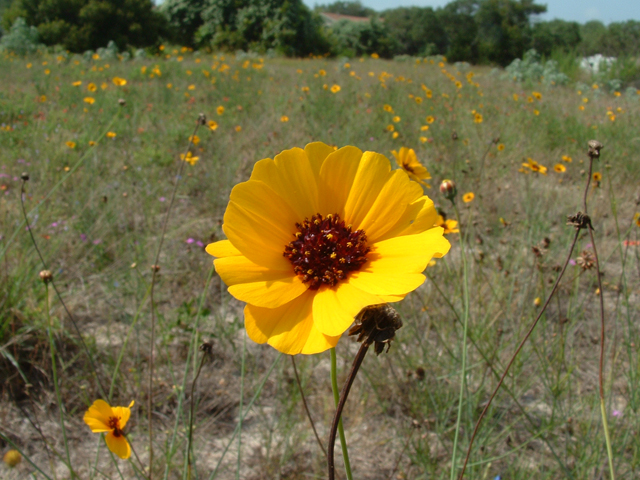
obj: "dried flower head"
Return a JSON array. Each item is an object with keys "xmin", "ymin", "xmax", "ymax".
[
  {"xmin": 567, "ymin": 212, "xmax": 593, "ymax": 230},
  {"xmin": 21, "ymin": 172, "xmax": 29, "ymax": 181},
  {"xmin": 348, "ymin": 304, "xmax": 403, "ymax": 355},
  {"xmin": 39, "ymin": 270, "xmax": 53, "ymax": 283},
  {"xmin": 576, "ymin": 250, "xmax": 595, "ymax": 270},
  {"xmin": 587, "ymin": 140, "xmax": 603, "ymax": 159}
]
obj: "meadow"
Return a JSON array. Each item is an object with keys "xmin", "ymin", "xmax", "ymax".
[{"xmin": 1, "ymin": 47, "xmax": 639, "ymax": 479}]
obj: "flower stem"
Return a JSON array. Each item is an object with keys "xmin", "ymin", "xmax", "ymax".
[
  {"xmin": 45, "ymin": 284, "xmax": 75, "ymax": 479},
  {"xmin": 449, "ymin": 202, "xmax": 470, "ymax": 480},
  {"xmin": 330, "ymin": 348, "xmax": 354, "ymax": 480}
]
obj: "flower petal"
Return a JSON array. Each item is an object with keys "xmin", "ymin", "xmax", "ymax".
[
  {"xmin": 343, "ymin": 151, "xmax": 391, "ymax": 230},
  {"xmin": 244, "ymin": 293, "xmax": 340, "ymax": 355},
  {"xmin": 215, "ymin": 255, "xmax": 307, "ymax": 308},
  {"xmin": 206, "ymin": 240, "xmax": 241, "ymax": 258},
  {"xmin": 105, "ymin": 431, "xmax": 131, "ymax": 459},
  {"xmin": 248, "ymin": 148, "xmax": 319, "ymax": 220},
  {"xmin": 356, "ymin": 169, "xmax": 424, "ymax": 243},
  {"xmin": 304, "ymin": 142, "xmax": 335, "ymax": 178},
  {"xmin": 110, "ymin": 405, "xmax": 132, "ymax": 430},
  {"xmin": 312, "ymin": 283, "xmax": 383, "ymax": 337},
  {"xmin": 83, "ymin": 400, "xmax": 113, "ymax": 432},
  {"xmin": 318, "ymin": 146, "xmax": 363, "ymax": 217},
  {"xmin": 376, "ymin": 195, "xmax": 438, "ymax": 242}
]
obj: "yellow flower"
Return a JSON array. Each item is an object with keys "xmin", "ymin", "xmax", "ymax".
[
  {"xmin": 167, "ymin": 83, "xmax": 173, "ymax": 89},
  {"xmin": 419, "ymin": 136, "xmax": 427, "ymax": 143},
  {"xmin": 391, "ymin": 147, "xmax": 431, "ymax": 187},
  {"xmin": 208, "ymin": 120, "xmax": 218, "ymax": 131},
  {"xmin": 414, "ymin": 97, "xmax": 423, "ymax": 104},
  {"xmin": 435, "ymin": 215, "xmax": 459, "ymax": 234},
  {"xmin": 392, "ymin": 116, "xmax": 401, "ymax": 123},
  {"xmin": 181, "ymin": 151, "xmax": 199, "ymax": 165},
  {"xmin": 462, "ymin": 192, "xmax": 475, "ymax": 203},
  {"xmin": 206, "ymin": 142, "xmax": 450, "ymax": 355},
  {"xmin": 112, "ymin": 77, "xmax": 127, "ymax": 86},
  {"xmin": 66, "ymin": 141, "xmax": 76, "ymax": 149},
  {"xmin": 189, "ymin": 135, "xmax": 200, "ymax": 145},
  {"xmin": 235, "ymin": 125, "xmax": 242, "ymax": 132},
  {"xmin": 592, "ymin": 172, "xmax": 602, "ymax": 182},
  {"xmin": 383, "ymin": 104, "xmax": 394, "ymax": 113},
  {"xmin": 87, "ymin": 83, "xmax": 97, "ymax": 92},
  {"xmin": 562, "ymin": 155, "xmax": 572, "ymax": 163},
  {"xmin": 302, "ymin": 86, "xmax": 310, "ymax": 93},
  {"xmin": 553, "ymin": 163, "xmax": 566, "ymax": 173},
  {"xmin": 473, "ymin": 113, "xmax": 483, "ymax": 123},
  {"xmin": 107, "ymin": 132, "xmax": 117, "ymax": 138},
  {"xmin": 3, "ymin": 449, "xmax": 21, "ymax": 467},
  {"xmin": 392, "ymin": 132, "xmax": 399, "ymax": 139},
  {"xmin": 217, "ymin": 106, "xmax": 225, "ymax": 115},
  {"xmin": 72, "ymin": 81, "xmax": 82, "ymax": 86},
  {"xmin": 533, "ymin": 109, "xmax": 540, "ymax": 116},
  {"xmin": 425, "ymin": 115, "xmax": 435, "ymax": 124},
  {"xmin": 579, "ymin": 105, "xmax": 585, "ymax": 111},
  {"xmin": 101, "ymin": 82, "xmax": 108, "ymax": 90},
  {"xmin": 532, "ymin": 91, "xmax": 542, "ymax": 100},
  {"xmin": 318, "ymin": 69, "xmax": 327, "ymax": 76},
  {"xmin": 89, "ymin": 141, "xmax": 96, "ymax": 146},
  {"xmin": 281, "ymin": 115, "xmax": 289, "ymax": 122},
  {"xmin": 84, "ymin": 97, "xmax": 95, "ymax": 104},
  {"xmin": 512, "ymin": 94, "xmax": 518, "ymax": 101},
  {"xmin": 371, "ymin": 53, "xmax": 379, "ymax": 59},
  {"xmin": 330, "ymin": 84, "xmax": 341, "ymax": 93},
  {"xmin": 84, "ymin": 400, "xmax": 134, "ymax": 459},
  {"xmin": 522, "ymin": 158, "xmax": 547, "ymax": 175}
]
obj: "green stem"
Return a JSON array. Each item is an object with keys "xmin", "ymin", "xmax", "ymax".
[
  {"xmin": 330, "ymin": 347, "xmax": 354, "ymax": 480},
  {"xmin": 236, "ymin": 331, "xmax": 246, "ymax": 480},
  {"xmin": 600, "ymin": 398, "xmax": 616, "ymax": 480},
  {"xmin": 45, "ymin": 284, "xmax": 75, "ymax": 479},
  {"xmin": 450, "ymin": 202, "xmax": 471, "ymax": 480}
]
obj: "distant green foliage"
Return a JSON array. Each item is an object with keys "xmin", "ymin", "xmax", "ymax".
[
  {"xmin": 0, "ymin": 16, "xmax": 41, "ymax": 54},
  {"xmin": 531, "ymin": 19, "xmax": 581, "ymax": 57},
  {"xmin": 580, "ymin": 20, "xmax": 640, "ymax": 57},
  {"xmin": 381, "ymin": 7, "xmax": 445, "ymax": 56},
  {"xmin": 314, "ymin": 0, "xmax": 374, "ymax": 17},
  {"xmin": 1, "ymin": 0, "xmax": 167, "ymax": 52},
  {"xmin": 160, "ymin": 0, "xmax": 207, "ymax": 48},
  {"xmin": 326, "ymin": 18, "xmax": 397, "ymax": 58}
]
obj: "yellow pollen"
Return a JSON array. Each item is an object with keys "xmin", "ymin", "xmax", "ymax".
[
  {"xmin": 326, "ymin": 233, "xmax": 333, "ymax": 240},
  {"xmin": 339, "ymin": 258, "xmax": 346, "ymax": 263},
  {"xmin": 346, "ymin": 242, "xmax": 353, "ymax": 247},
  {"xmin": 305, "ymin": 251, "xmax": 311, "ymax": 256},
  {"xmin": 307, "ymin": 269, "xmax": 314, "ymax": 275},
  {"xmin": 295, "ymin": 232, "xmax": 302, "ymax": 237},
  {"xmin": 330, "ymin": 252, "xmax": 337, "ymax": 258},
  {"xmin": 314, "ymin": 219, "xmax": 320, "ymax": 225}
]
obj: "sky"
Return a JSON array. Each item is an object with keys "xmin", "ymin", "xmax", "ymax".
[{"xmin": 303, "ymin": 0, "xmax": 640, "ymax": 24}]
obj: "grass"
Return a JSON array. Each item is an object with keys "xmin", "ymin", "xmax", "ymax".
[{"xmin": 0, "ymin": 48, "xmax": 639, "ymax": 479}]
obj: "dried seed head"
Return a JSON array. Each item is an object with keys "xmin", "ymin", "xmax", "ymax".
[
  {"xmin": 199, "ymin": 341, "xmax": 213, "ymax": 354},
  {"xmin": 348, "ymin": 304, "xmax": 403, "ymax": 355},
  {"xmin": 439, "ymin": 179, "xmax": 457, "ymax": 201},
  {"xmin": 39, "ymin": 270, "xmax": 53, "ymax": 283},
  {"xmin": 451, "ymin": 130, "xmax": 458, "ymax": 141},
  {"xmin": 567, "ymin": 211, "xmax": 593, "ymax": 230},
  {"xmin": 492, "ymin": 136, "xmax": 500, "ymax": 144},
  {"xmin": 21, "ymin": 172, "xmax": 29, "ymax": 181},
  {"xmin": 576, "ymin": 250, "xmax": 595, "ymax": 270},
  {"xmin": 587, "ymin": 140, "xmax": 603, "ymax": 159},
  {"xmin": 151, "ymin": 264, "xmax": 161, "ymax": 273},
  {"xmin": 198, "ymin": 113, "xmax": 207, "ymax": 125},
  {"xmin": 118, "ymin": 98, "xmax": 126, "ymax": 106}
]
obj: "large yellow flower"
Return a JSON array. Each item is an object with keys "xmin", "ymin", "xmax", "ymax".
[
  {"xmin": 207, "ymin": 142, "xmax": 450, "ymax": 355},
  {"xmin": 391, "ymin": 147, "xmax": 431, "ymax": 187},
  {"xmin": 84, "ymin": 400, "xmax": 134, "ymax": 459}
]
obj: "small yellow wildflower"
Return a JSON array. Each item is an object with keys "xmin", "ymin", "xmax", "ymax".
[
  {"xmin": 217, "ymin": 106, "xmax": 225, "ymax": 115},
  {"xmin": 181, "ymin": 152, "xmax": 199, "ymax": 165},
  {"xmin": 72, "ymin": 81, "xmax": 82, "ymax": 86},
  {"xmin": 281, "ymin": 115, "xmax": 289, "ymax": 122},
  {"xmin": 66, "ymin": 141, "xmax": 76, "ymax": 149},
  {"xmin": 392, "ymin": 116, "xmax": 401, "ymax": 123},
  {"xmin": 462, "ymin": 192, "xmax": 475, "ymax": 203},
  {"xmin": 84, "ymin": 97, "xmax": 95, "ymax": 104},
  {"xmin": 562, "ymin": 155, "xmax": 572, "ymax": 163},
  {"xmin": 208, "ymin": 120, "xmax": 218, "ymax": 131},
  {"xmin": 87, "ymin": 83, "xmax": 97, "ymax": 92},
  {"xmin": 107, "ymin": 132, "xmax": 117, "ymax": 138},
  {"xmin": 330, "ymin": 84, "xmax": 341, "ymax": 93},
  {"xmin": 554, "ymin": 164, "xmax": 566, "ymax": 173},
  {"xmin": 112, "ymin": 77, "xmax": 127, "ymax": 86},
  {"xmin": 84, "ymin": 400, "xmax": 135, "ymax": 459}
]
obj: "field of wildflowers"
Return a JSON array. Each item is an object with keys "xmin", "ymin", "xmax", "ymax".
[{"xmin": 1, "ymin": 47, "xmax": 640, "ymax": 479}]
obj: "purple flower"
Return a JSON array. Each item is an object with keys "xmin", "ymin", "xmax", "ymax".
[
  {"xmin": 92, "ymin": 239, "xmax": 102, "ymax": 245},
  {"xmin": 80, "ymin": 233, "xmax": 87, "ymax": 241},
  {"xmin": 196, "ymin": 240, "xmax": 204, "ymax": 248},
  {"xmin": 186, "ymin": 238, "xmax": 195, "ymax": 244},
  {"xmin": 51, "ymin": 222, "xmax": 58, "ymax": 227},
  {"xmin": 569, "ymin": 259, "xmax": 576, "ymax": 266},
  {"xmin": 159, "ymin": 197, "xmax": 166, "ymax": 202},
  {"xmin": 612, "ymin": 410, "xmax": 622, "ymax": 417}
]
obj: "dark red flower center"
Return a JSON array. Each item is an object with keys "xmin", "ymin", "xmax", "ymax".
[
  {"xmin": 108, "ymin": 416, "xmax": 123, "ymax": 437},
  {"xmin": 283, "ymin": 213, "xmax": 369, "ymax": 290}
]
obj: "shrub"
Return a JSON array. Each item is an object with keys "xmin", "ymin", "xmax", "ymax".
[{"xmin": 0, "ymin": 16, "xmax": 42, "ymax": 55}]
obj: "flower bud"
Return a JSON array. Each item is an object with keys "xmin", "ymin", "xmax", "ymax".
[
  {"xmin": 3, "ymin": 449, "xmax": 22, "ymax": 468},
  {"xmin": 21, "ymin": 172, "xmax": 29, "ymax": 181},
  {"xmin": 39, "ymin": 270, "xmax": 53, "ymax": 283},
  {"xmin": 439, "ymin": 179, "xmax": 457, "ymax": 200}
]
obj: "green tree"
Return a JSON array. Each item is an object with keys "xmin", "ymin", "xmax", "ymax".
[
  {"xmin": 160, "ymin": 0, "xmax": 207, "ymax": 47},
  {"xmin": 326, "ymin": 17, "xmax": 397, "ymax": 57},
  {"xmin": 197, "ymin": 0, "xmax": 329, "ymax": 56},
  {"xmin": 531, "ymin": 19, "xmax": 581, "ymax": 57},
  {"xmin": 578, "ymin": 20, "xmax": 607, "ymax": 56},
  {"xmin": 314, "ymin": 1, "xmax": 374, "ymax": 17},
  {"xmin": 382, "ymin": 6, "xmax": 446, "ymax": 56},
  {"xmin": 2, "ymin": 0, "xmax": 167, "ymax": 52},
  {"xmin": 475, "ymin": 0, "xmax": 546, "ymax": 65},
  {"xmin": 438, "ymin": 0, "xmax": 479, "ymax": 63}
]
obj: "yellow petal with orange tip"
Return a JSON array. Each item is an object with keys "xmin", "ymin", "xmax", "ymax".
[
  {"xmin": 206, "ymin": 240, "xmax": 241, "ymax": 258},
  {"xmin": 83, "ymin": 399, "xmax": 113, "ymax": 432}
]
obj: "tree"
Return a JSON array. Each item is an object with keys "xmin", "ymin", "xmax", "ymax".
[
  {"xmin": 314, "ymin": 1, "xmax": 374, "ymax": 17},
  {"xmin": 382, "ymin": 6, "xmax": 446, "ymax": 56},
  {"xmin": 196, "ymin": 0, "xmax": 330, "ymax": 56},
  {"xmin": 160, "ymin": 0, "xmax": 207, "ymax": 48},
  {"xmin": 2, "ymin": 0, "xmax": 167, "ymax": 52},
  {"xmin": 438, "ymin": 0, "xmax": 479, "ymax": 63},
  {"xmin": 326, "ymin": 17, "xmax": 397, "ymax": 57},
  {"xmin": 531, "ymin": 19, "xmax": 581, "ymax": 57}
]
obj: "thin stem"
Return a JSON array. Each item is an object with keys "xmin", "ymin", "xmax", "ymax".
[
  {"xmin": 187, "ymin": 347, "xmax": 209, "ymax": 479},
  {"xmin": 291, "ymin": 356, "xmax": 327, "ymax": 457},
  {"xmin": 44, "ymin": 283, "xmax": 75, "ymax": 479},
  {"xmin": 236, "ymin": 331, "xmax": 246, "ymax": 480},
  {"xmin": 584, "ymin": 154, "xmax": 615, "ymax": 480},
  {"xmin": 20, "ymin": 180, "xmax": 107, "ymax": 399},
  {"xmin": 148, "ymin": 115, "xmax": 204, "ymax": 476},
  {"xmin": 450, "ymin": 201, "xmax": 471, "ymax": 480},
  {"xmin": 328, "ymin": 347, "xmax": 359, "ymax": 480},
  {"xmin": 458, "ymin": 228, "xmax": 580, "ymax": 479}
]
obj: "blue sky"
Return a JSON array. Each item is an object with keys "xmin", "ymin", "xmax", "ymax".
[{"xmin": 303, "ymin": 0, "xmax": 640, "ymax": 24}]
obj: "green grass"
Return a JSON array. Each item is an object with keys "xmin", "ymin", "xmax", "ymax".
[{"xmin": 0, "ymin": 48, "xmax": 639, "ymax": 479}]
